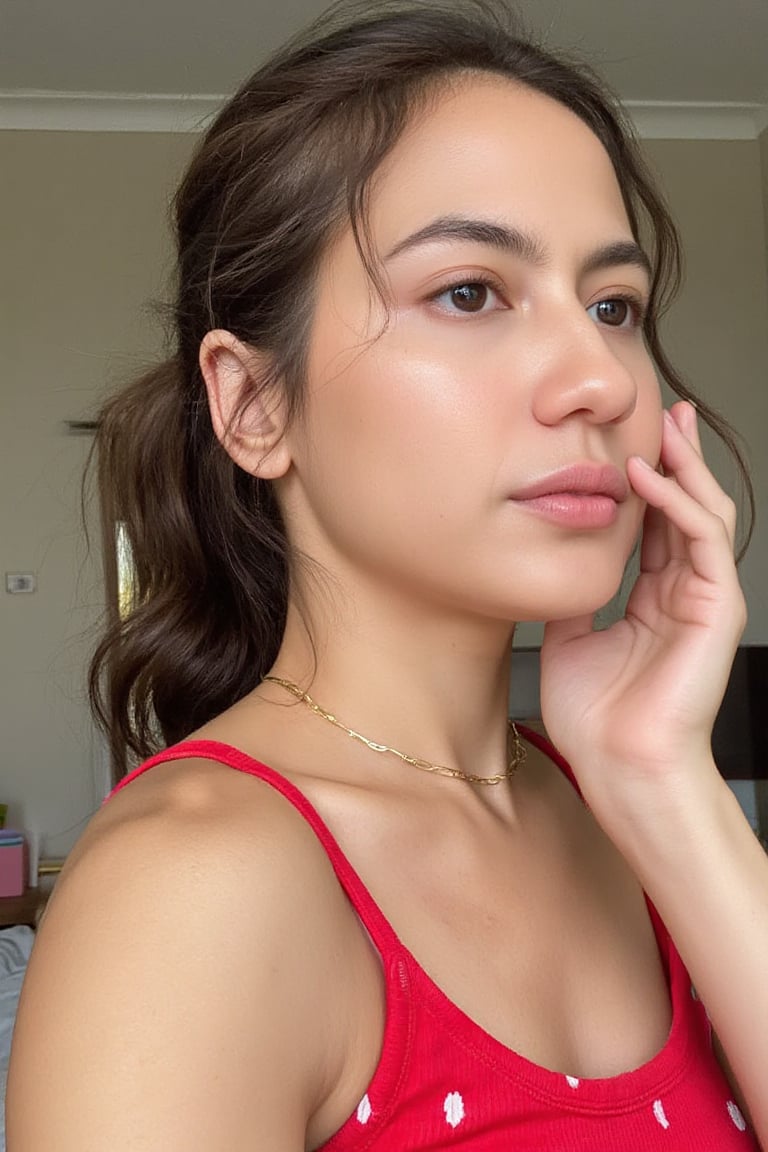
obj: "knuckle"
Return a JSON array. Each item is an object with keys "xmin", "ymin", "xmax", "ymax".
[{"xmin": 712, "ymin": 505, "xmax": 735, "ymax": 539}]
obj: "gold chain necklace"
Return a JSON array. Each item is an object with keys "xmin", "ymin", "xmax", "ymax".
[{"xmin": 262, "ymin": 675, "xmax": 526, "ymax": 785}]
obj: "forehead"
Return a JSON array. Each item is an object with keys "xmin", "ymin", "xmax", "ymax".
[{"xmin": 366, "ymin": 75, "xmax": 633, "ymax": 253}]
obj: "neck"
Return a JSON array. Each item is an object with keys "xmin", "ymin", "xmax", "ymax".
[{"xmin": 268, "ymin": 578, "xmax": 521, "ymax": 786}]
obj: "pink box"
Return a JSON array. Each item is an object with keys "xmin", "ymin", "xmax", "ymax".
[{"xmin": 0, "ymin": 839, "xmax": 27, "ymax": 897}]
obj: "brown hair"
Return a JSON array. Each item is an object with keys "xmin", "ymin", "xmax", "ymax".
[{"xmin": 89, "ymin": 0, "xmax": 754, "ymax": 772}]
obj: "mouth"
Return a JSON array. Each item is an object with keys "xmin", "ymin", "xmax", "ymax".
[{"xmin": 509, "ymin": 463, "xmax": 629, "ymax": 529}]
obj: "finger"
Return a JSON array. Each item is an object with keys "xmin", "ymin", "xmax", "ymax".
[
  {"xmin": 665, "ymin": 406, "xmax": 711, "ymax": 561},
  {"xmin": 670, "ymin": 399, "xmax": 702, "ymax": 456},
  {"xmin": 656, "ymin": 469, "xmax": 689, "ymax": 566},
  {"xmin": 659, "ymin": 410, "xmax": 737, "ymax": 549},
  {"xmin": 627, "ymin": 456, "xmax": 737, "ymax": 587},
  {"xmin": 636, "ymin": 405, "xmax": 702, "ymax": 572}
]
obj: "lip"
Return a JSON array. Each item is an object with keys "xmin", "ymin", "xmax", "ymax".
[
  {"xmin": 510, "ymin": 463, "xmax": 630, "ymax": 503},
  {"xmin": 509, "ymin": 463, "xmax": 629, "ymax": 529}
]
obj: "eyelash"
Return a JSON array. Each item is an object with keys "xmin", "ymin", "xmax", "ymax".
[
  {"xmin": 427, "ymin": 272, "xmax": 505, "ymax": 311},
  {"xmin": 591, "ymin": 291, "xmax": 649, "ymax": 329},
  {"xmin": 427, "ymin": 275, "xmax": 649, "ymax": 328}
]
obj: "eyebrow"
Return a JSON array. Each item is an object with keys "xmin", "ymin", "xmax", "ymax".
[{"xmin": 384, "ymin": 214, "xmax": 653, "ymax": 283}]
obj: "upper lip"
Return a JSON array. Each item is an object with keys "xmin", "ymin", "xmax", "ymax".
[{"xmin": 510, "ymin": 463, "xmax": 630, "ymax": 503}]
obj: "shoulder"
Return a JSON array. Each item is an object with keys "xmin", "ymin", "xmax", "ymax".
[
  {"xmin": 63, "ymin": 752, "xmax": 347, "ymax": 940},
  {"xmin": 58, "ymin": 751, "xmax": 356, "ymax": 999},
  {"xmin": 8, "ymin": 754, "xmax": 359, "ymax": 1149},
  {"xmin": 97, "ymin": 749, "xmax": 324, "ymax": 857}
]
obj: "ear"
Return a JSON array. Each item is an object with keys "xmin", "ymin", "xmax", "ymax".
[{"xmin": 199, "ymin": 329, "xmax": 292, "ymax": 480}]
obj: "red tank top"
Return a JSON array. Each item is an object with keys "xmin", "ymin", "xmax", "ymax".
[{"xmin": 110, "ymin": 730, "xmax": 758, "ymax": 1151}]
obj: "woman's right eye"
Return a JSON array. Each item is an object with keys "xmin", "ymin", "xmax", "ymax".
[{"xmin": 429, "ymin": 278, "xmax": 505, "ymax": 315}]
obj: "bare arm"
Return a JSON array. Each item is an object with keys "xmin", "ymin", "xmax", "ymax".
[
  {"xmin": 612, "ymin": 768, "xmax": 768, "ymax": 1149},
  {"xmin": 539, "ymin": 401, "xmax": 764, "ymax": 1142},
  {"xmin": 6, "ymin": 760, "xmax": 347, "ymax": 1151}
]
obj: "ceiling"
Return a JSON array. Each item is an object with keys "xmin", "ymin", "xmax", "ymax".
[{"xmin": 1, "ymin": 0, "xmax": 767, "ymax": 135}]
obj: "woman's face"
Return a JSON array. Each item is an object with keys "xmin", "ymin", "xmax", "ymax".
[{"xmin": 281, "ymin": 76, "xmax": 663, "ymax": 623}]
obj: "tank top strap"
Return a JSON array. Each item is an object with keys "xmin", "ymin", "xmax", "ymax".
[
  {"xmin": 108, "ymin": 739, "xmax": 404, "ymax": 960},
  {"xmin": 516, "ymin": 723, "xmax": 583, "ymax": 795},
  {"xmin": 517, "ymin": 724, "xmax": 675, "ymax": 968}
]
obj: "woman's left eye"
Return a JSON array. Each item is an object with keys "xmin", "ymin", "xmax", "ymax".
[
  {"xmin": 587, "ymin": 296, "xmax": 644, "ymax": 329},
  {"xmin": 429, "ymin": 278, "xmax": 504, "ymax": 315}
]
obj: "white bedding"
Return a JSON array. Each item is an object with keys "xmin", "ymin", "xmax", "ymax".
[{"xmin": 0, "ymin": 926, "xmax": 34, "ymax": 1152}]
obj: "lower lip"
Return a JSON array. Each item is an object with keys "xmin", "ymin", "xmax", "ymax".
[{"xmin": 512, "ymin": 494, "xmax": 620, "ymax": 528}]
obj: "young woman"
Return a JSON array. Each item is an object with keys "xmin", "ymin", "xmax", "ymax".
[{"xmin": 7, "ymin": 3, "xmax": 766, "ymax": 1149}]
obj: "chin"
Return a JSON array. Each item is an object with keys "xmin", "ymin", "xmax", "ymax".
[{"xmin": 511, "ymin": 568, "xmax": 628, "ymax": 624}]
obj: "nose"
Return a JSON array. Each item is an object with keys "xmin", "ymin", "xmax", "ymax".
[{"xmin": 530, "ymin": 309, "xmax": 639, "ymax": 427}]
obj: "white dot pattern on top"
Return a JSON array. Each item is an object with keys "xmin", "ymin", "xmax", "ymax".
[
  {"xmin": 126, "ymin": 743, "xmax": 764, "ymax": 1151},
  {"xmin": 335, "ymin": 983, "xmax": 751, "ymax": 1146},
  {"xmin": 443, "ymin": 1091, "xmax": 465, "ymax": 1129},
  {"xmin": 348, "ymin": 1084, "xmax": 756, "ymax": 1142}
]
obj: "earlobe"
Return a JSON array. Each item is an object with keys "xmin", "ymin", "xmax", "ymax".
[{"xmin": 199, "ymin": 329, "xmax": 292, "ymax": 480}]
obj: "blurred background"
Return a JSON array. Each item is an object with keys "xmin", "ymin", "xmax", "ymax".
[{"xmin": 1, "ymin": 0, "xmax": 767, "ymax": 855}]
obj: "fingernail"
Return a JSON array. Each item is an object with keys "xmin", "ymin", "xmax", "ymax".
[
  {"xmin": 633, "ymin": 455, "xmax": 654, "ymax": 470},
  {"xmin": 663, "ymin": 410, "xmax": 677, "ymax": 430}
]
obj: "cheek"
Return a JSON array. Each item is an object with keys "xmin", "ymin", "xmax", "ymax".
[
  {"xmin": 646, "ymin": 395, "xmax": 665, "ymax": 466},
  {"xmin": 311, "ymin": 336, "xmax": 494, "ymax": 480},
  {"xmin": 632, "ymin": 362, "xmax": 664, "ymax": 462},
  {"xmin": 293, "ymin": 335, "xmax": 502, "ymax": 565}
]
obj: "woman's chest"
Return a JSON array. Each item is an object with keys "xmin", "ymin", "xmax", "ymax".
[
  {"xmin": 370, "ymin": 820, "xmax": 672, "ymax": 1080},
  {"xmin": 298, "ymin": 752, "xmax": 677, "ymax": 1080},
  {"xmin": 311, "ymin": 811, "xmax": 694, "ymax": 1152}
]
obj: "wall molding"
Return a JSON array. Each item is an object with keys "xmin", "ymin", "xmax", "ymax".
[
  {"xmin": 0, "ymin": 91, "xmax": 221, "ymax": 134},
  {"xmin": 627, "ymin": 101, "xmax": 768, "ymax": 141},
  {"xmin": 1, "ymin": 90, "xmax": 767, "ymax": 140}
]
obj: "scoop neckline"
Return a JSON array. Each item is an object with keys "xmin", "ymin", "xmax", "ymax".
[
  {"xmin": 397, "ymin": 887, "xmax": 692, "ymax": 1112},
  {"xmin": 124, "ymin": 736, "xmax": 695, "ymax": 1119}
]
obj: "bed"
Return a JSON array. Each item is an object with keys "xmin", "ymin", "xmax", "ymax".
[{"xmin": 0, "ymin": 924, "xmax": 35, "ymax": 1151}]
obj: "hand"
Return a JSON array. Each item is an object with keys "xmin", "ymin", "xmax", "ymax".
[{"xmin": 540, "ymin": 401, "xmax": 746, "ymax": 814}]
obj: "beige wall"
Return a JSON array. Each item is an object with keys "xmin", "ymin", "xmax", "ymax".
[
  {"xmin": 645, "ymin": 139, "xmax": 768, "ymax": 640},
  {"xmin": 761, "ymin": 127, "xmax": 768, "ymax": 281},
  {"xmin": 0, "ymin": 131, "xmax": 194, "ymax": 854},
  {"xmin": 2, "ymin": 129, "xmax": 767, "ymax": 853}
]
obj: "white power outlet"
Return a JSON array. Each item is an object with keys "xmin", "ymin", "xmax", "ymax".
[{"xmin": 6, "ymin": 573, "xmax": 36, "ymax": 594}]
